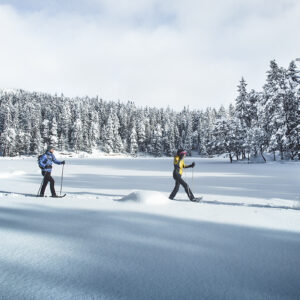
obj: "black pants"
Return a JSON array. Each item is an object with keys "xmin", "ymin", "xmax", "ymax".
[
  {"xmin": 40, "ymin": 171, "xmax": 56, "ymax": 196},
  {"xmin": 169, "ymin": 171, "xmax": 194, "ymax": 200}
]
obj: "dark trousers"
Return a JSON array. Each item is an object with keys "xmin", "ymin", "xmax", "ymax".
[
  {"xmin": 169, "ymin": 171, "xmax": 194, "ymax": 200},
  {"xmin": 40, "ymin": 171, "xmax": 56, "ymax": 196}
]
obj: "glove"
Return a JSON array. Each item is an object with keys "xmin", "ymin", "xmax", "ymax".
[
  {"xmin": 191, "ymin": 162, "xmax": 195, "ymax": 168},
  {"xmin": 61, "ymin": 161, "xmax": 65, "ymax": 165}
]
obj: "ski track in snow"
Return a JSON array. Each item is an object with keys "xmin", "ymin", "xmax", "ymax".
[
  {"xmin": 0, "ymin": 157, "xmax": 300, "ymax": 300},
  {"xmin": 1, "ymin": 189, "xmax": 299, "ymax": 211},
  {"xmin": 0, "ymin": 170, "xmax": 26, "ymax": 179}
]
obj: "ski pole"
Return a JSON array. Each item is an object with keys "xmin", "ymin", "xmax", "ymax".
[
  {"xmin": 189, "ymin": 166, "xmax": 194, "ymax": 192},
  {"xmin": 192, "ymin": 167, "xmax": 194, "ymax": 184},
  {"xmin": 60, "ymin": 164, "xmax": 65, "ymax": 196},
  {"xmin": 37, "ymin": 179, "xmax": 43, "ymax": 197},
  {"xmin": 190, "ymin": 168, "xmax": 194, "ymax": 187},
  {"xmin": 37, "ymin": 172, "xmax": 46, "ymax": 197}
]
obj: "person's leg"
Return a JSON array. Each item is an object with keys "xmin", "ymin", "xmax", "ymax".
[
  {"xmin": 169, "ymin": 181, "xmax": 180, "ymax": 199},
  {"xmin": 169, "ymin": 172, "xmax": 180, "ymax": 199},
  {"xmin": 40, "ymin": 171, "xmax": 49, "ymax": 196},
  {"xmin": 178, "ymin": 176, "xmax": 195, "ymax": 200},
  {"xmin": 48, "ymin": 174, "xmax": 56, "ymax": 196}
]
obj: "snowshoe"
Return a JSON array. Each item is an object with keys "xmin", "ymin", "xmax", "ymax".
[
  {"xmin": 190, "ymin": 196, "xmax": 203, "ymax": 202},
  {"xmin": 50, "ymin": 194, "xmax": 66, "ymax": 198}
]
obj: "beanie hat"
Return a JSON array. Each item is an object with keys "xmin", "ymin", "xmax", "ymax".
[
  {"xmin": 177, "ymin": 149, "xmax": 186, "ymax": 156},
  {"xmin": 47, "ymin": 145, "xmax": 54, "ymax": 151}
]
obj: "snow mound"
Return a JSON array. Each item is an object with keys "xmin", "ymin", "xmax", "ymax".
[
  {"xmin": 117, "ymin": 191, "xmax": 169, "ymax": 205},
  {"xmin": 294, "ymin": 197, "xmax": 300, "ymax": 209}
]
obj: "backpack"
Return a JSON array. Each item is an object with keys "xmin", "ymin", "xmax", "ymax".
[{"xmin": 38, "ymin": 153, "xmax": 51, "ymax": 169}]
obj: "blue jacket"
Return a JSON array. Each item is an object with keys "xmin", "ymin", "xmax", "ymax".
[{"xmin": 39, "ymin": 151, "xmax": 63, "ymax": 172}]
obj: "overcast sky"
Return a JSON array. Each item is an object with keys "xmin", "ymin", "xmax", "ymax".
[{"xmin": 0, "ymin": 0, "xmax": 299, "ymax": 110}]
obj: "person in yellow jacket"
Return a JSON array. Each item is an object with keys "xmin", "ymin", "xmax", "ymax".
[{"xmin": 169, "ymin": 149, "xmax": 196, "ymax": 201}]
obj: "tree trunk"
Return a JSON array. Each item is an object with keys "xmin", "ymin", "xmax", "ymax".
[
  {"xmin": 254, "ymin": 148, "xmax": 257, "ymax": 158},
  {"xmin": 260, "ymin": 147, "xmax": 266, "ymax": 162},
  {"xmin": 242, "ymin": 150, "xmax": 246, "ymax": 159},
  {"xmin": 280, "ymin": 146, "xmax": 284, "ymax": 160},
  {"xmin": 290, "ymin": 151, "xmax": 295, "ymax": 160}
]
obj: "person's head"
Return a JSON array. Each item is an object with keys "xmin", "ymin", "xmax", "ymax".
[
  {"xmin": 47, "ymin": 145, "xmax": 54, "ymax": 153},
  {"xmin": 177, "ymin": 149, "xmax": 186, "ymax": 158}
]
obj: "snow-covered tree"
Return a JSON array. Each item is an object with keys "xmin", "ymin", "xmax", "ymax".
[
  {"xmin": 128, "ymin": 126, "xmax": 138, "ymax": 156},
  {"xmin": 0, "ymin": 61, "xmax": 298, "ymax": 161}
]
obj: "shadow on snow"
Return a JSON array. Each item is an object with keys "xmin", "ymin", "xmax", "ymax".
[{"xmin": 0, "ymin": 205, "xmax": 300, "ymax": 299}]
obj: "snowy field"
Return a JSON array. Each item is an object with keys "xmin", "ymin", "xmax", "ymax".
[{"xmin": 0, "ymin": 156, "xmax": 300, "ymax": 300}]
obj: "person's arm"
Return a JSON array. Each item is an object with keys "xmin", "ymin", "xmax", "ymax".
[
  {"xmin": 52, "ymin": 154, "xmax": 65, "ymax": 165},
  {"xmin": 184, "ymin": 162, "xmax": 195, "ymax": 168}
]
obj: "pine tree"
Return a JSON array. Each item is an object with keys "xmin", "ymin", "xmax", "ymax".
[
  {"xmin": 235, "ymin": 78, "xmax": 250, "ymax": 127},
  {"xmin": 263, "ymin": 60, "xmax": 286, "ymax": 160},
  {"xmin": 49, "ymin": 118, "xmax": 58, "ymax": 148},
  {"xmin": 281, "ymin": 61, "xmax": 300, "ymax": 159},
  {"xmin": 103, "ymin": 115, "xmax": 114, "ymax": 153},
  {"xmin": 128, "ymin": 126, "xmax": 138, "ymax": 156},
  {"xmin": 152, "ymin": 123, "xmax": 163, "ymax": 157}
]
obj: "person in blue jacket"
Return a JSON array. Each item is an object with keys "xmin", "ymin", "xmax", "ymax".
[{"xmin": 38, "ymin": 146, "xmax": 65, "ymax": 197}]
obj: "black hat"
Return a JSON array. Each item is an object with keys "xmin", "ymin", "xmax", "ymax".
[{"xmin": 177, "ymin": 149, "xmax": 186, "ymax": 156}]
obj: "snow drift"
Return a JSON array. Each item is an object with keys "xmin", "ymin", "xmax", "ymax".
[{"xmin": 117, "ymin": 191, "xmax": 169, "ymax": 205}]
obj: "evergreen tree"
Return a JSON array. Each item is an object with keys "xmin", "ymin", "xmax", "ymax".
[
  {"xmin": 49, "ymin": 118, "xmax": 58, "ymax": 148},
  {"xmin": 0, "ymin": 60, "xmax": 299, "ymax": 161},
  {"xmin": 103, "ymin": 115, "xmax": 114, "ymax": 153},
  {"xmin": 262, "ymin": 60, "xmax": 286, "ymax": 160},
  {"xmin": 128, "ymin": 126, "xmax": 138, "ymax": 155}
]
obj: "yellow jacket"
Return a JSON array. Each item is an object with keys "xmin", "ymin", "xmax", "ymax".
[{"xmin": 173, "ymin": 155, "xmax": 187, "ymax": 175}]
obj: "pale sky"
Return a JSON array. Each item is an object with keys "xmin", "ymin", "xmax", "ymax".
[{"xmin": 0, "ymin": 0, "xmax": 299, "ymax": 110}]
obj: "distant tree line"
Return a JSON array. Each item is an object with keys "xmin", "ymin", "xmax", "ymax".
[{"xmin": 0, "ymin": 59, "xmax": 299, "ymax": 161}]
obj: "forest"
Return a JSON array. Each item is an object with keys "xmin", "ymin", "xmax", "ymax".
[{"xmin": 0, "ymin": 60, "xmax": 299, "ymax": 162}]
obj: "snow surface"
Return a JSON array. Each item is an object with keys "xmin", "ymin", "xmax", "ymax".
[
  {"xmin": 0, "ymin": 157, "xmax": 300, "ymax": 299},
  {"xmin": 117, "ymin": 191, "xmax": 169, "ymax": 205}
]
